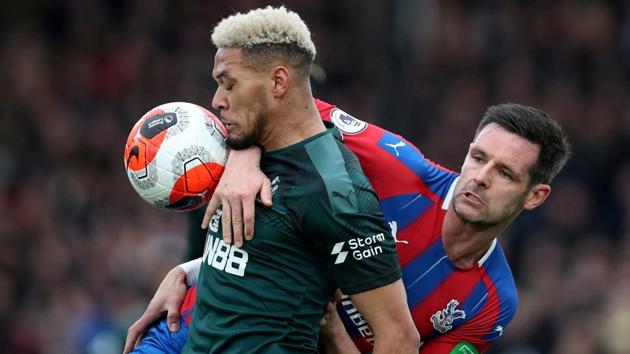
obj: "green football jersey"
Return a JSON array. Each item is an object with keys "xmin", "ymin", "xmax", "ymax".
[{"xmin": 184, "ymin": 126, "xmax": 401, "ymax": 354}]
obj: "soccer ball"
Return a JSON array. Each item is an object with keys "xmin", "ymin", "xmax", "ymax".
[{"xmin": 123, "ymin": 102, "xmax": 228, "ymax": 211}]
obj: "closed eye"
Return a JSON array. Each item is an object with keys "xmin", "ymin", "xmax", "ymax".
[{"xmin": 498, "ymin": 169, "xmax": 513, "ymax": 180}]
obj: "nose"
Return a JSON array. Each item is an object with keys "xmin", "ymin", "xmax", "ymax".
[
  {"xmin": 212, "ymin": 89, "xmax": 226, "ymax": 112},
  {"xmin": 473, "ymin": 165, "xmax": 491, "ymax": 188}
]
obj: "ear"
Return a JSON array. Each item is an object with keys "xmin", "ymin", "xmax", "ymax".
[
  {"xmin": 523, "ymin": 184, "xmax": 551, "ymax": 210},
  {"xmin": 271, "ymin": 66, "xmax": 291, "ymax": 98}
]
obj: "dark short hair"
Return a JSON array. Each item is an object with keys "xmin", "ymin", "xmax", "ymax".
[
  {"xmin": 242, "ymin": 43, "xmax": 312, "ymax": 78},
  {"xmin": 475, "ymin": 103, "xmax": 571, "ymax": 185}
]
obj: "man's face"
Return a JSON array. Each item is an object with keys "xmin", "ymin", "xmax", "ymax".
[
  {"xmin": 452, "ymin": 123, "xmax": 543, "ymax": 226},
  {"xmin": 211, "ymin": 48, "xmax": 271, "ymax": 149}
]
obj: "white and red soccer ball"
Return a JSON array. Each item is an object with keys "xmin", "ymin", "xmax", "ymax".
[{"xmin": 124, "ymin": 102, "xmax": 228, "ymax": 211}]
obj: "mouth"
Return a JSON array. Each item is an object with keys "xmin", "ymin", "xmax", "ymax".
[
  {"xmin": 220, "ymin": 119, "xmax": 237, "ymax": 129},
  {"xmin": 462, "ymin": 191, "xmax": 485, "ymax": 206}
]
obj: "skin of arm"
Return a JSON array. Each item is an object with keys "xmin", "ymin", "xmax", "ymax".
[{"xmin": 349, "ymin": 279, "xmax": 421, "ymax": 354}]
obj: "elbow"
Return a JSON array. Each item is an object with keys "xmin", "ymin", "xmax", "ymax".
[
  {"xmin": 402, "ymin": 326, "xmax": 422, "ymax": 352},
  {"xmin": 384, "ymin": 325, "xmax": 420, "ymax": 352}
]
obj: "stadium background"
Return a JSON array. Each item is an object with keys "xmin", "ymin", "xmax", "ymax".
[{"xmin": 1, "ymin": 0, "xmax": 629, "ymax": 353}]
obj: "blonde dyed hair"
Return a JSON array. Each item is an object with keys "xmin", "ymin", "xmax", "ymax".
[{"xmin": 211, "ymin": 6, "xmax": 316, "ymax": 61}]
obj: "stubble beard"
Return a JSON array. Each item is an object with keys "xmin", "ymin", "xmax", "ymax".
[
  {"xmin": 453, "ymin": 190, "xmax": 526, "ymax": 228},
  {"xmin": 226, "ymin": 116, "xmax": 265, "ymax": 150},
  {"xmin": 226, "ymin": 94, "xmax": 269, "ymax": 150}
]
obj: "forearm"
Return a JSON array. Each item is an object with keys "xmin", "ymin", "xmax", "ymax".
[{"xmin": 227, "ymin": 145, "xmax": 262, "ymax": 164}]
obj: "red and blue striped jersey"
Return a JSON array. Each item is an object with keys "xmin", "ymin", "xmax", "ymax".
[{"xmin": 316, "ymin": 99, "xmax": 518, "ymax": 353}]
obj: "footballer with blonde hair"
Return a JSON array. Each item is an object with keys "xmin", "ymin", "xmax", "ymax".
[{"xmin": 124, "ymin": 6, "xmax": 419, "ymax": 354}]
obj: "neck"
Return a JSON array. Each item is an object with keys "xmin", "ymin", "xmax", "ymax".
[
  {"xmin": 260, "ymin": 90, "xmax": 325, "ymax": 151},
  {"xmin": 442, "ymin": 206, "xmax": 512, "ymax": 269}
]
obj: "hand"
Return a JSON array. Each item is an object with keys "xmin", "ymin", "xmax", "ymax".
[
  {"xmin": 123, "ymin": 267, "xmax": 188, "ymax": 354},
  {"xmin": 320, "ymin": 289, "xmax": 343, "ymax": 330},
  {"xmin": 319, "ymin": 290, "xmax": 360, "ymax": 354},
  {"xmin": 319, "ymin": 302, "xmax": 345, "ymax": 337},
  {"xmin": 201, "ymin": 146, "xmax": 272, "ymax": 247}
]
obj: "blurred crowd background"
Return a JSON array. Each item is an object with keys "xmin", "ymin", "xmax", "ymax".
[{"xmin": 1, "ymin": 0, "xmax": 629, "ymax": 353}]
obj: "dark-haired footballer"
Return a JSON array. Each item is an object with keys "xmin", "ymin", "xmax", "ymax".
[{"xmin": 128, "ymin": 97, "xmax": 570, "ymax": 354}]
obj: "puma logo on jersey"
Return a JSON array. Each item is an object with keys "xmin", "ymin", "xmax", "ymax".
[
  {"xmin": 388, "ymin": 220, "xmax": 408, "ymax": 244},
  {"xmin": 384, "ymin": 141, "xmax": 406, "ymax": 156},
  {"xmin": 495, "ymin": 325, "xmax": 504, "ymax": 336},
  {"xmin": 431, "ymin": 299, "xmax": 466, "ymax": 333},
  {"xmin": 332, "ymin": 189, "xmax": 354, "ymax": 206}
]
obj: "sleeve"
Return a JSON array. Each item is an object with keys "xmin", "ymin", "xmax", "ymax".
[
  {"xmin": 315, "ymin": 194, "xmax": 401, "ymax": 296},
  {"xmin": 297, "ymin": 136, "xmax": 401, "ymax": 295},
  {"xmin": 179, "ymin": 257, "xmax": 202, "ymax": 286}
]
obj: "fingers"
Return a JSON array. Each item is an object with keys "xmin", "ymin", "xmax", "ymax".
[
  {"xmin": 325, "ymin": 301, "xmax": 337, "ymax": 313},
  {"xmin": 319, "ymin": 314, "xmax": 328, "ymax": 327},
  {"xmin": 319, "ymin": 302, "xmax": 338, "ymax": 328},
  {"xmin": 219, "ymin": 194, "xmax": 250, "ymax": 247},
  {"xmin": 204, "ymin": 177, "xmax": 272, "ymax": 247},
  {"xmin": 133, "ymin": 329, "xmax": 146, "ymax": 351},
  {"xmin": 229, "ymin": 198, "xmax": 245, "ymax": 248},
  {"xmin": 124, "ymin": 267, "xmax": 188, "ymax": 353},
  {"xmin": 202, "ymin": 195, "xmax": 221, "ymax": 229},
  {"xmin": 123, "ymin": 331, "xmax": 136, "ymax": 354},
  {"xmin": 243, "ymin": 195, "xmax": 256, "ymax": 241},
  {"xmin": 221, "ymin": 201, "xmax": 232, "ymax": 245},
  {"xmin": 123, "ymin": 312, "xmax": 160, "ymax": 354},
  {"xmin": 166, "ymin": 307, "xmax": 181, "ymax": 332},
  {"xmin": 260, "ymin": 177, "xmax": 273, "ymax": 207},
  {"xmin": 206, "ymin": 192, "xmax": 246, "ymax": 247}
]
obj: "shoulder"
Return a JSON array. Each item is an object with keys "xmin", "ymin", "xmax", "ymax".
[
  {"xmin": 302, "ymin": 132, "xmax": 362, "ymax": 185},
  {"xmin": 303, "ymin": 133, "xmax": 364, "ymax": 209},
  {"xmin": 262, "ymin": 132, "xmax": 360, "ymax": 208},
  {"xmin": 284, "ymin": 131, "xmax": 381, "ymax": 221}
]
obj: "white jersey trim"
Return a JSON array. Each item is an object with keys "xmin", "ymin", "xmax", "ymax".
[
  {"xmin": 179, "ymin": 257, "xmax": 202, "ymax": 286},
  {"xmin": 441, "ymin": 176, "xmax": 458, "ymax": 210},
  {"xmin": 477, "ymin": 239, "xmax": 497, "ymax": 267}
]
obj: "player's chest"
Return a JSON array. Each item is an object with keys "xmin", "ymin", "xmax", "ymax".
[
  {"xmin": 402, "ymin": 250, "xmax": 493, "ymax": 337},
  {"xmin": 200, "ymin": 202, "xmax": 313, "ymax": 278}
]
